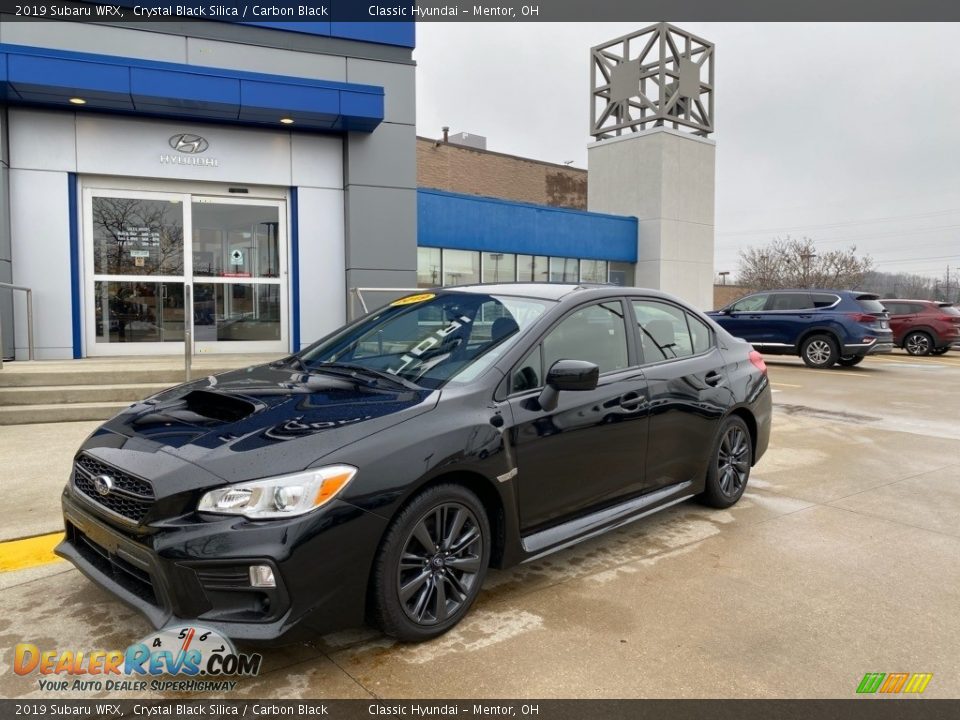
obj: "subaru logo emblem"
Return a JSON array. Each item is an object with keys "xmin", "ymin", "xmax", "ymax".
[
  {"xmin": 169, "ymin": 133, "xmax": 209, "ymax": 154},
  {"xmin": 93, "ymin": 475, "xmax": 114, "ymax": 496}
]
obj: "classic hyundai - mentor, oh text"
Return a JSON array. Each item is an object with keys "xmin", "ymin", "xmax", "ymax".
[{"xmin": 58, "ymin": 283, "xmax": 771, "ymax": 643}]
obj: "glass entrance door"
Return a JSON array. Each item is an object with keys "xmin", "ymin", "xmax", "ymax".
[
  {"xmin": 191, "ymin": 197, "xmax": 285, "ymax": 353},
  {"xmin": 83, "ymin": 188, "xmax": 288, "ymax": 356}
]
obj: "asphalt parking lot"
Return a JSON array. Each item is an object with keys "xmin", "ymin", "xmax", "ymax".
[{"xmin": 1, "ymin": 349, "xmax": 959, "ymax": 699}]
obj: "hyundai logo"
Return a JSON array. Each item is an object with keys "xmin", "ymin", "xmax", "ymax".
[
  {"xmin": 169, "ymin": 134, "xmax": 209, "ymax": 154},
  {"xmin": 93, "ymin": 475, "xmax": 114, "ymax": 496}
]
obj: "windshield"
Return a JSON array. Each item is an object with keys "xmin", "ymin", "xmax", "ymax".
[{"xmin": 298, "ymin": 292, "xmax": 553, "ymax": 390}]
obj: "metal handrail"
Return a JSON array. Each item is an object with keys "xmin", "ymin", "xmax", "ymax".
[{"xmin": 0, "ymin": 281, "xmax": 35, "ymax": 368}]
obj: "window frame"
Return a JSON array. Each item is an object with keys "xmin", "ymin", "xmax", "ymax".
[
  {"xmin": 501, "ymin": 297, "xmax": 639, "ymax": 399},
  {"xmin": 630, "ymin": 297, "xmax": 716, "ymax": 367}
]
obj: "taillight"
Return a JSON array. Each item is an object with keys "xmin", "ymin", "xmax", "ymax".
[
  {"xmin": 847, "ymin": 312, "xmax": 877, "ymax": 323},
  {"xmin": 748, "ymin": 350, "xmax": 767, "ymax": 375}
]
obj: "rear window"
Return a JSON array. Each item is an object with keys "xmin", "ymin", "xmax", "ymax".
[
  {"xmin": 856, "ymin": 296, "xmax": 886, "ymax": 314},
  {"xmin": 940, "ymin": 305, "xmax": 960, "ymax": 317},
  {"xmin": 812, "ymin": 293, "xmax": 839, "ymax": 308}
]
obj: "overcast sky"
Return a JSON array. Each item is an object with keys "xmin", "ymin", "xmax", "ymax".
[{"xmin": 413, "ymin": 23, "xmax": 960, "ymax": 281}]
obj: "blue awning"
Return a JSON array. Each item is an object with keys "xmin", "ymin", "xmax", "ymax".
[{"xmin": 0, "ymin": 43, "xmax": 384, "ymax": 132}]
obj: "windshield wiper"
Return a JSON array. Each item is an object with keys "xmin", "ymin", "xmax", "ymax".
[{"xmin": 311, "ymin": 362, "xmax": 421, "ymax": 391}]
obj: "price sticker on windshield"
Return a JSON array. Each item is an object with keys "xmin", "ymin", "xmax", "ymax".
[{"xmin": 390, "ymin": 293, "xmax": 436, "ymax": 307}]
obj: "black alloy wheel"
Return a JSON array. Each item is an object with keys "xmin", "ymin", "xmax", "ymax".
[
  {"xmin": 371, "ymin": 484, "xmax": 490, "ymax": 641},
  {"xmin": 701, "ymin": 416, "xmax": 752, "ymax": 508},
  {"xmin": 904, "ymin": 331, "xmax": 933, "ymax": 356}
]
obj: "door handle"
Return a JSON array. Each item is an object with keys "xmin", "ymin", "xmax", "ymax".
[
  {"xmin": 704, "ymin": 370, "xmax": 725, "ymax": 387},
  {"xmin": 619, "ymin": 391, "xmax": 645, "ymax": 410}
]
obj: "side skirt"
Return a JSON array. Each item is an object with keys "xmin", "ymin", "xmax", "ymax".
[{"xmin": 520, "ymin": 481, "xmax": 694, "ymax": 562}]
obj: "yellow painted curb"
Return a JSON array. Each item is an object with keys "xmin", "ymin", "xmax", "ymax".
[{"xmin": 0, "ymin": 532, "xmax": 66, "ymax": 573}]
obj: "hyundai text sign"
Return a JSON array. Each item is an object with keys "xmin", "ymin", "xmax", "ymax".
[{"xmin": 160, "ymin": 133, "xmax": 219, "ymax": 167}]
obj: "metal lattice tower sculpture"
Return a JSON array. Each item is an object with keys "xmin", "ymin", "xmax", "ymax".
[{"xmin": 590, "ymin": 23, "xmax": 715, "ymax": 139}]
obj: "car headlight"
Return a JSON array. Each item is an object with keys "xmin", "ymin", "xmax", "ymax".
[{"xmin": 197, "ymin": 465, "xmax": 357, "ymax": 519}]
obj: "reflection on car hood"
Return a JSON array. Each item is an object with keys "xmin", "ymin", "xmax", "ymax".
[{"xmin": 95, "ymin": 363, "xmax": 437, "ymax": 482}]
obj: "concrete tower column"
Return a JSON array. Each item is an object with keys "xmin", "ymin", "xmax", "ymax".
[{"xmin": 587, "ymin": 127, "xmax": 715, "ymax": 309}]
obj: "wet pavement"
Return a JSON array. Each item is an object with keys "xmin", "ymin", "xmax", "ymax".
[{"xmin": 1, "ymin": 350, "xmax": 959, "ymax": 699}]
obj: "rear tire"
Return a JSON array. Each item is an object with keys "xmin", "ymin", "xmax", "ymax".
[
  {"xmin": 800, "ymin": 334, "xmax": 838, "ymax": 368},
  {"xmin": 370, "ymin": 484, "xmax": 490, "ymax": 642},
  {"xmin": 700, "ymin": 416, "xmax": 752, "ymax": 509},
  {"xmin": 904, "ymin": 331, "xmax": 933, "ymax": 355},
  {"xmin": 837, "ymin": 355, "xmax": 864, "ymax": 367}
]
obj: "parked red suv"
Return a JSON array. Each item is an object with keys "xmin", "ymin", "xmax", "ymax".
[{"xmin": 880, "ymin": 299, "xmax": 960, "ymax": 355}]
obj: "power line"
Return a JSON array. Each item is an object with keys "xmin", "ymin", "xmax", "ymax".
[{"xmin": 717, "ymin": 206, "xmax": 960, "ymax": 238}]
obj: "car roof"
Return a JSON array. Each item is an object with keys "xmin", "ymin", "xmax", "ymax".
[
  {"xmin": 437, "ymin": 282, "xmax": 679, "ymax": 303},
  {"xmin": 747, "ymin": 289, "xmax": 880, "ymax": 299}
]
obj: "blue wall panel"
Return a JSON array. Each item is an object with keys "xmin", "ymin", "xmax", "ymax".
[{"xmin": 417, "ymin": 190, "xmax": 638, "ymax": 263}]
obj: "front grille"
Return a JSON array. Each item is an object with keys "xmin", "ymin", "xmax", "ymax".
[
  {"xmin": 73, "ymin": 455, "xmax": 155, "ymax": 524},
  {"xmin": 69, "ymin": 525, "xmax": 158, "ymax": 606}
]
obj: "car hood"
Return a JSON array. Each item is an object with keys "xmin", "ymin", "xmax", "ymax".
[{"xmin": 93, "ymin": 363, "xmax": 438, "ymax": 482}]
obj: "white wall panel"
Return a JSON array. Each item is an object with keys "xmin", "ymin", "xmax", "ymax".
[
  {"xmin": 296, "ymin": 187, "xmax": 346, "ymax": 349},
  {"xmin": 8, "ymin": 109, "xmax": 77, "ymax": 173},
  {"xmin": 10, "ymin": 169, "xmax": 73, "ymax": 359},
  {"xmin": 291, "ymin": 134, "xmax": 343, "ymax": 190},
  {"xmin": 75, "ymin": 114, "xmax": 293, "ymax": 186}
]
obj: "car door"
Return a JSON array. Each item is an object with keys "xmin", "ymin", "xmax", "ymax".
[
  {"xmin": 632, "ymin": 299, "xmax": 732, "ymax": 493},
  {"xmin": 883, "ymin": 302, "xmax": 913, "ymax": 344},
  {"xmin": 505, "ymin": 300, "xmax": 650, "ymax": 532},
  {"xmin": 716, "ymin": 292, "xmax": 772, "ymax": 344},
  {"xmin": 765, "ymin": 292, "xmax": 814, "ymax": 347}
]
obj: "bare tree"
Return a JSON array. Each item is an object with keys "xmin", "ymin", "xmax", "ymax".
[{"xmin": 737, "ymin": 236, "xmax": 872, "ymax": 290}]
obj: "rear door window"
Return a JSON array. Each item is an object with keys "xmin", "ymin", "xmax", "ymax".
[
  {"xmin": 633, "ymin": 300, "xmax": 712, "ymax": 362},
  {"xmin": 729, "ymin": 294, "xmax": 769, "ymax": 312},
  {"xmin": 768, "ymin": 293, "xmax": 813, "ymax": 311}
]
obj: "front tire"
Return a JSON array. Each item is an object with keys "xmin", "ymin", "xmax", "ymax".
[
  {"xmin": 700, "ymin": 416, "xmax": 752, "ymax": 509},
  {"xmin": 800, "ymin": 334, "xmax": 839, "ymax": 368},
  {"xmin": 838, "ymin": 355, "xmax": 864, "ymax": 367},
  {"xmin": 371, "ymin": 484, "xmax": 490, "ymax": 642},
  {"xmin": 904, "ymin": 331, "xmax": 933, "ymax": 356}
]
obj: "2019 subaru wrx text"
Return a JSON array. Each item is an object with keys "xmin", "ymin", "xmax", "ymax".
[{"xmin": 58, "ymin": 284, "xmax": 771, "ymax": 643}]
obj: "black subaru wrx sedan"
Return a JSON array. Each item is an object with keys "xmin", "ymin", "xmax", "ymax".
[{"xmin": 57, "ymin": 284, "xmax": 771, "ymax": 643}]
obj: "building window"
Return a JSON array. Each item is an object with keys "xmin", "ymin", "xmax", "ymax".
[
  {"xmin": 517, "ymin": 254, "xmax": 549, "ymax": 283},
  {"xmin": 442, "ymin": 249, "xmax": 480, "ymax": 286},
  {"xmin": 580, "ymin": 259, "xmax": 608, "ymax": 284},
  {"xmin": 417, "ymin": 247, "xmax": 442, "ymax": 288},
  {"xmin": 550, "ymin": 257, "xmax": 579, "ymax": 282},
  {"xmin": 482, "ymin": 252, "xmax": 516, "ymax": 283}
]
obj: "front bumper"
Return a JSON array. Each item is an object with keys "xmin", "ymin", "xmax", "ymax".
[{"xmin": 57, "ymin": 484, "xmax": 387, "ymax": 645}]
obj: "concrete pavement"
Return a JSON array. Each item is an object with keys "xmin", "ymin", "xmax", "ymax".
[{"xmin": 1, "ymin": 350, "xmax": 959, "ymax": 698}]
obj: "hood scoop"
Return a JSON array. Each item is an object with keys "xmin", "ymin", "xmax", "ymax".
[{"xmin": 182, "ymin": 389, "xmax": 259, "ymax": 422}]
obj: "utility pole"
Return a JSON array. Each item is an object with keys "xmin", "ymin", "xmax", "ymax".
[{"xmin": 800, "ymin": 251, "xmax": 817, "ymax": 288}]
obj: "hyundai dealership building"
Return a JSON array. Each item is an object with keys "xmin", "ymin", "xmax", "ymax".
[
  {"xmin": 1, "ymin": 17, "xmax": 711, "ymax": 361},
  {"xmin": 0, "ymin": 14, "xmax": 420, "ymax": 359}
]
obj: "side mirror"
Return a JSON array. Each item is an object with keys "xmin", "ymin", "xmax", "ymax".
[{"xmin": 538, "ymin": 359, "xmax": 600, "ymax": 412}]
